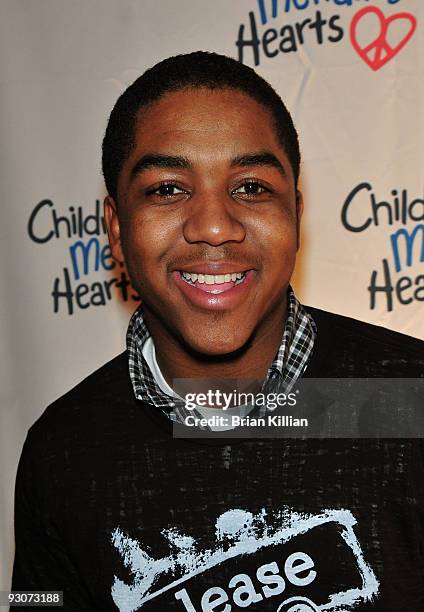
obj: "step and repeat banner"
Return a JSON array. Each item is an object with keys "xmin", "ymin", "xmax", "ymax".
[{"xmin": 1, "ymin": 0, "xmax": 423, "ymax": 590}]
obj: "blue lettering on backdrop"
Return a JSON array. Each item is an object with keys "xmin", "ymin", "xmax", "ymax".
[
  {"xmin": 256, "ymin": 0, "xmax": 401, "ymax": 26},
  {"xmin": 27, "ymin": 199, "xmax": 141, "ymax": 314},
  {"xmin": 69, "ymin": 237, "xmax": 116, "ymax": 281},
  {"xmin": 341, "ymin": 184, "xmax": 424, "ymax": 312},
  {"xmin": 390, "ymin": 226, "xmax": 424, "ymax": 273},
  {"xmin": 238, "ymin": 0, "xmax": 405, "ymax": 66}
]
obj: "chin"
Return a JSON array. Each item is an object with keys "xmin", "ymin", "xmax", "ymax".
[{"xmin": 181, "ymin": 327, "xmax": 253, "ymax": 359}]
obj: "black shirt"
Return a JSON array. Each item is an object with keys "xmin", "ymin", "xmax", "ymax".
[{"xmin": 11, "ymin": 307, "xmax": 424, "ymax": 611}]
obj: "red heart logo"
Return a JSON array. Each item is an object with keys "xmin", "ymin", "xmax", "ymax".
[{"xmin": 350, "ymin": 7, "xmax": 417, "ymax": 71}]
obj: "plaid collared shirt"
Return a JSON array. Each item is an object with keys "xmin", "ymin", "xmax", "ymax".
[{"xmin": 127, "ymin": 287, "xmax": 317, "ymax": 429}]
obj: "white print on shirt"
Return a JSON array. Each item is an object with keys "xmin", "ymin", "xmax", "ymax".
[{"xmin": 110, "ymin": 507, "xmax": 379, "ymax": 611}]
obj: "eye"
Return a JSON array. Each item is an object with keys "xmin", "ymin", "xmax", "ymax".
[
  {"xmin": 232, "ymin": 181, "xmax": 270, "ymax": 198},
  {"xmin": 146, "ymin": 182, "xmax": 188, "ymax": 199}
]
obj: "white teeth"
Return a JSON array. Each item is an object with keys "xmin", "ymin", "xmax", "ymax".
[{"xmin": 181, "ymin": 271, "xmax": 247, "ymax": 285}]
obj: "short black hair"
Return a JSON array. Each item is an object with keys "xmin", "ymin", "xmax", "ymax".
[{"xmin": 102, "ymin": 51, "xmax": 301, "ymax": 201}]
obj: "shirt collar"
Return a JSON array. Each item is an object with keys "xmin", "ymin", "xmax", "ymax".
[{"xmin": 127, "ymin": 287, "xmax": 316, "ymax": 420}]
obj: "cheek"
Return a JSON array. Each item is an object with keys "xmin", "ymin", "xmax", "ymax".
[
  {"xmin": 121, "ymin": 212, "xmax": 175, "ymax": 270},
  {"xmin": 123, "ymin": 227, "xmax": 149, "ymax": 263},
  {"xmin": 252, "ymin": 211, "xmax": 298, "ymax": 264}
]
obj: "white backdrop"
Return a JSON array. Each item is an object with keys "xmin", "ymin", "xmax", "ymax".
[{"xmin": 1, "ymin": 0, "xmax": 423, "ymax": 591}]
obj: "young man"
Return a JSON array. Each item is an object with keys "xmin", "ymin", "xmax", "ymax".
[{"xmin": 12, "ymin": 52, "xmax": 424, "ymax": 611}]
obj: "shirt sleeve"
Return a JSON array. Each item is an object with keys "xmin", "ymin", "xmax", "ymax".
[{"xmin": 11, "ymin": 429, "xmax": 97, "ymax": 611}]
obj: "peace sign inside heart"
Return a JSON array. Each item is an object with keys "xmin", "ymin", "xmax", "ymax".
[{"xmin": 350, "ymin": 6, "xmax": 417, "ymax": 71}]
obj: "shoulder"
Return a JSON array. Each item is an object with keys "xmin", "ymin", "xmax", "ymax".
[
  {"xmin": 27, "ymin": 351, "xmax": 136, "ymax": 445},
  {"xmin": 306, "ymin": 306, "xmax": 423, "ymax": 355},
  {"xmin": 304, "ymin": 306, "xmax": 423, "ymax": 376}
]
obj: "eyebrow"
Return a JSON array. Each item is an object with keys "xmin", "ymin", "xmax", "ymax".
[
  {"xmin": 231, "ymin": 152, "xmax": 287, "ymax": 177},
  {"xmin": 130, "ymin": 154, "xmax": 191, "ymax": 181},
  {"xmin": 129, "ymin": 150, "xmax": 287, "ymax": 182}
]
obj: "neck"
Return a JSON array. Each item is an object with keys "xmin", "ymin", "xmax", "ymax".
[{"xmin": 143, "ymin": 296, "xmax": 288, "ymax": 390}]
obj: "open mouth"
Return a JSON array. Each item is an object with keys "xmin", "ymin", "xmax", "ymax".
[{"xmin": 179, "ymin": 271, "xmax": 248, "ymax": 294}]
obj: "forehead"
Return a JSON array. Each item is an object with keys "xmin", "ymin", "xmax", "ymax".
[{"xmin": 128, "ymin": 87, "xmax": 290, "ymax": 170}]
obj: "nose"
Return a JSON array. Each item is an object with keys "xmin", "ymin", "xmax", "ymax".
[{"xmin": 182, "ymin": 189, "xmax": 246, "ymax": 246}]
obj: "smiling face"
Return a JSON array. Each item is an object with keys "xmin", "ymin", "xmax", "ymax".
[{"xmin": 105, "ymin": 87, "xmax": 302, "ymax": 356}]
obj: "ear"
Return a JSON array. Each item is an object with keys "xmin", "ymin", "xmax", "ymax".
[
  {"xmin": 295, "ymin": 190, "xmax": 304, "ymax": 251},
  {"xmin": 104, "ymin": 196, "xmax": 125, "ymax": 264}
]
